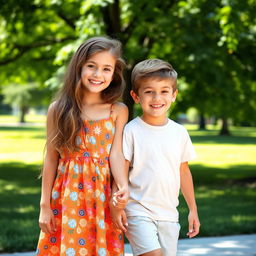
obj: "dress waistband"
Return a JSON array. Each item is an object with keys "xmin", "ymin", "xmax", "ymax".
[{"xmin": 59, "ymin": 155, "xmax": 109, "ymax": 163}]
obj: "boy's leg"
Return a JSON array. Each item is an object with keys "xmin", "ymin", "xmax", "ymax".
[
  {"xmin": 138, "ymin": 249, "xmax": 163, "ymax": 256},
  {"xmin": 157, "ymin": 222, "xmax": 180, "ymax": 256},
  {"xmin": 125, "ymin": 216, "xmax": 163, "ymax": 256}
]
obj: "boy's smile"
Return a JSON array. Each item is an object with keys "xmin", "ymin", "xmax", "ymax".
[{"xmin": 131, "ymin": 78, "xmax": 177, "ymax": 125}]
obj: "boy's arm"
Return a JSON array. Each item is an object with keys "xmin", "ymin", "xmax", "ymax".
[
  {"xmin": 109, "ymin": 103, "xmax": 129, "ymax": 200},
  {"xmin": 180, "ymin": 162, "xmax": 200, "ymax": 238},
  {"xmin": 113, "ymin": 160, "xmax": 130, "ymax": 208}
]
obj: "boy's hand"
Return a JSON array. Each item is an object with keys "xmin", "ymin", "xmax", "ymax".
[
  {"xmin": 39, "ymin": 205, "xmax": 57, "ymax": 234},
  {"xmin": 109, "ymin": 198, "xmax": 128, "ymax": 232},
  {"xmin": 187, "ymin": 210, "xmax": 200, "ymax": 238},
  {"xmin": 113, "ymin": 186, "xmax": 129, "ymax": 209}
]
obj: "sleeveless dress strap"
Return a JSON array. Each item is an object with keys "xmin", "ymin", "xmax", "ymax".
[{"xmin": 110, "ymin": 103, "xmax": 114, "ymax": 117}]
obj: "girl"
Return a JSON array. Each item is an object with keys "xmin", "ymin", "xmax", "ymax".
[{"xmin": 36, "ymin": 36, "xmax": 128, "ymax": 256}]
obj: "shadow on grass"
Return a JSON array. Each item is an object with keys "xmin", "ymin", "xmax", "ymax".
[
  {"xmin": 0, "ymin": 161, "xmax": 255, "ymax": 252},
  {"xmin": 190, "ymin": 135, "xmax": 256, "ymax": 145},
  {"xmin": 0, "ymin": 161, "xmax": 41, "ymax": 186},
  {"xmin": 0, "ymin": 162, "xmax": 41, "ymax": 252},
  {"xmin": 179, "ymin": 184, "xmax": 256, "ymax": 238},
  {"xmin": 178, "ymin": 164, "xmax": 256, "ymax": 239},
  {"xmin": 0, "ymin": 162, "xmax": 41, "ymax": 218},
  {"xmin": 190, "ymin": 164, "xmax": 256, "ymax": 185}
]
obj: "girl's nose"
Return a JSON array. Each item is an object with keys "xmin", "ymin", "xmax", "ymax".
[{"xmin": 93, "ymin": 69, "xmax": 101, "ymax": 77}]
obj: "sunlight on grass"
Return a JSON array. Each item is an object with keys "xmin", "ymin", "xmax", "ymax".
[
  {"xmin": 0, "ymin": 126, "xmax": 45, "ymax": 164},
  {"xmin": 0, "ymin": 120, "xmax": 255, "ymax": 251},
  {"xmin": 196, "ymin": 189, "xmax": 225, "ymax": 198},
  {"xmin": 0, "ymin": 152, "xmax": 44, "ymax": 164},
  {"xmin": 16, "ymin": 205, "xmax": 37, "ymax": 214},
  {"xmin": 232, "ymin": 215, "xmax": 256, "ymax": 223},
  {"xmin": 193, "ymin": 145, "xmax": 256, "ymax": 166},
  {"xmin": 0, "ymin": 114, "xmax": 46, "ymax": 124}
]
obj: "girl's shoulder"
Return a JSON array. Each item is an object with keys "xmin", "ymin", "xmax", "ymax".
[
  {"xmin": 48, "ymin": 100, "xmax": 57, "ymax": 110},
  {"xmin": 111, "ymin": 102, "xmax": 128, "ymax": 122}
]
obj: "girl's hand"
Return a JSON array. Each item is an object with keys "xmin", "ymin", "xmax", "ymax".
[
  {"xmin": 187, "ymin": 209, "xmax": 200, "ymax": 238},
  {"xmin": 109, "ymin": 199, "xmax": 128, "ymax": 232},
  {"xmin": 39, "ymin": 205, "xmax": 57, "ymax": 234},
  {"xmin": 112, "ymin": 187, "xmax": 129, "ymax": 209}
]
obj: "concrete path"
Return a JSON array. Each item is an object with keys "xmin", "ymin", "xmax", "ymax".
[{"xmin": 1, "ymin": 234, "xmax": 255, "ymax": 256}]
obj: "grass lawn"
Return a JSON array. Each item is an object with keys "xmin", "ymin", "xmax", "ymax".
[
  {"xmin": 0, "ymin": 118, "xmax": 255, "ymax": 252},
  {"xmin": 0, "ymin": 114, "xmax": 46, "ymax": 125}
]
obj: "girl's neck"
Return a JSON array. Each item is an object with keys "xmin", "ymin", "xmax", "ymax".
[{"xmin": 82, "ymin": 92, "xmax": 103, "ymax": 106}]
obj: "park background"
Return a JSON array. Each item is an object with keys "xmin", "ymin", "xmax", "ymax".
[{"xmin": 0, "ymin": 0, "xmax": 255, "ymax": 253}]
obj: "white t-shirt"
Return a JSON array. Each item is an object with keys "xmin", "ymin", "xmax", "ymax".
[{"xmin": 123, "ymin": 117, "xmax": 196, "ymax": 222}]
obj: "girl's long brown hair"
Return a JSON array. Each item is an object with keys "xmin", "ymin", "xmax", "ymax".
[{"xmin": 51, "ymin": 36, "xmax": 126, "ymax": 152}]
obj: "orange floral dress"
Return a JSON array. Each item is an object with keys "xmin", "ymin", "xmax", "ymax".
[{"xmin": 36, "ymin": 116, "xmax": 124, "ymax": 256}]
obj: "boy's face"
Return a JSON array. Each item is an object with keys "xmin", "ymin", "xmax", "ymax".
[{"xmin": 131, "ymin": 77, "xmax": 178, "ymax": 125}]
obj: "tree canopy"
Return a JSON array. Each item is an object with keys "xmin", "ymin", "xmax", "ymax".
[{"xmin": 0, "ymin": 0, "xmax": 255, "ymax": 129}]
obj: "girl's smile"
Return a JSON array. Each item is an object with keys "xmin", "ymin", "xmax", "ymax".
[{"xmin": 81, "ymin": 50, "xmax": 116, "ymax": 94}]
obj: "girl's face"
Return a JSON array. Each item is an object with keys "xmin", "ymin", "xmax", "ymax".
[{"xmin": 81, "ymin": 50, "xmax": 116, "ymax": 95}]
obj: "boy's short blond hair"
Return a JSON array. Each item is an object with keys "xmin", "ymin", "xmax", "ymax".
[{"xmin": 131, "ymin": 59, "xmax": 178, "ymax": 93}]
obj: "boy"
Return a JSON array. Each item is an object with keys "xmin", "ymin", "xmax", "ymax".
[{"xmin": 111, "ymin": 59, "xmax": 200, "ymax": 256}]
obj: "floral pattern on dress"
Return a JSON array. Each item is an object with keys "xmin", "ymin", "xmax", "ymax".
[{"xmin": 36, "ymin": 117, "xmax": 123, "ymax": 256}]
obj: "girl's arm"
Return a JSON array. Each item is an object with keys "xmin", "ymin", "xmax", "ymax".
[
  {"xmin": 38, "ymin": 103, "xmax": 59, "ymax": 234},
  {"xmin": 109, "ymin": 102, "xmax": 129, "ymax": 201},
  {"xmin": 109, "ymin": 181, "xmax": 128, "ymax": 232},
  {"xmin": 180, "ymin": 162, "xmax": 200, "ymax": 238}
]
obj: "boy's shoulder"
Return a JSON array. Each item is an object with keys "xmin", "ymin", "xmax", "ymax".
[
  {"xmin": 168, "ymin": 118, "xmax": 186, "ymax": 129},
  {"xmin": 125, "ymin": 117, "xmax": 140, "ymax": 130},
  {"xmin": 168, "ymin": 119, "xmax": 189, "ymax": 135}
]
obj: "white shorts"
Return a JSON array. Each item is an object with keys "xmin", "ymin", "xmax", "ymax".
[{"xmin": 125, "ymin": 216, "xmax": 180, "ymax": 256}]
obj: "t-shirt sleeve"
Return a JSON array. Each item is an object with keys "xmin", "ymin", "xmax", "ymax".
[
  {"xmin": 122, "ymin": 125, "xmax": 133, "ymax": 162},
  {"xmin": 181, "ymin": 128, "xmax": 196, "ymax": 163}
]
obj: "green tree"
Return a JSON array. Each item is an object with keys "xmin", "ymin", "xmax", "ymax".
[
  {"xmin": 2, "ymin": 83, "xmax": 51, "ymax": 122},
  {"xmin": 0, "ymin": 0, "xmax": 255, "ymax": 132}
]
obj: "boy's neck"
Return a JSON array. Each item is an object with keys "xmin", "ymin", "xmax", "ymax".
[{"xmin": 140, "ymin": 114, "xmax": 168, "ymax": 126}]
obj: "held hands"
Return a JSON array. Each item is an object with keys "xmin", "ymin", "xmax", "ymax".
[
  {"xmin": 39, "ymin": 205, "xmax": 57, "ymax": 234},
  {"xmin": 187, "ymin": 209, "xmax": 200, "ymax": 238},
  {"xmin": 109, "ymin": 197, "xmax": 128, "ymax": 232},
  {"xmin": 112, "ymin": 186, "xmax": 129, "ymax": 209},
  {"xmin": 109, "ymin": 186, "xmax": 129, "ymax": 232}
]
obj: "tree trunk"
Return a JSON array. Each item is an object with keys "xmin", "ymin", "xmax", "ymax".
[
  {"xmin": 102, "ymin": 0, "xmax": 134, "ymax": 120},
  {"xmin": 123, "ymin": 69, "xmax": 134, "ymax": 120},
  {"xmin": 198, "ymin": 114, "xmax": 206, "ymax": 130},
  {"xmin": 19, "ymin": 105, "xmax": 28, "ymax": 123},
  {"xmin": 219, "ymin": 117, "xmax": 230, "ymax": 135}
]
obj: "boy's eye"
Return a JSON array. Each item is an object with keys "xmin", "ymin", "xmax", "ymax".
[
  {"xmin": 162, "ymin": 90, "xmax": 169, "ymax": 93},
  {"xmin": 145, "ymin": 91, "xmax": 152, "ymax": 94}
]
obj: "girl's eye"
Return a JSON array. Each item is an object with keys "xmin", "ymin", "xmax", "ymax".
[
  {"xmin": 87, "ymin": 64, "xmax": 95, "ymax": 68},
  {"xmin": 104, "ymin": 68, "xmax": 112, "ymax": 72}
]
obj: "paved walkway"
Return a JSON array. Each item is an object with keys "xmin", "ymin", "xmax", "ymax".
[{"xmin": 1, "ymin": 234, "xmax": 255, "ymax": 256}]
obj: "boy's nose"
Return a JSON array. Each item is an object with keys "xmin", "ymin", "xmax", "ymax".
[{"xmin": 153, "ymin": 93, "xmax": 161, "ymax": 100}]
